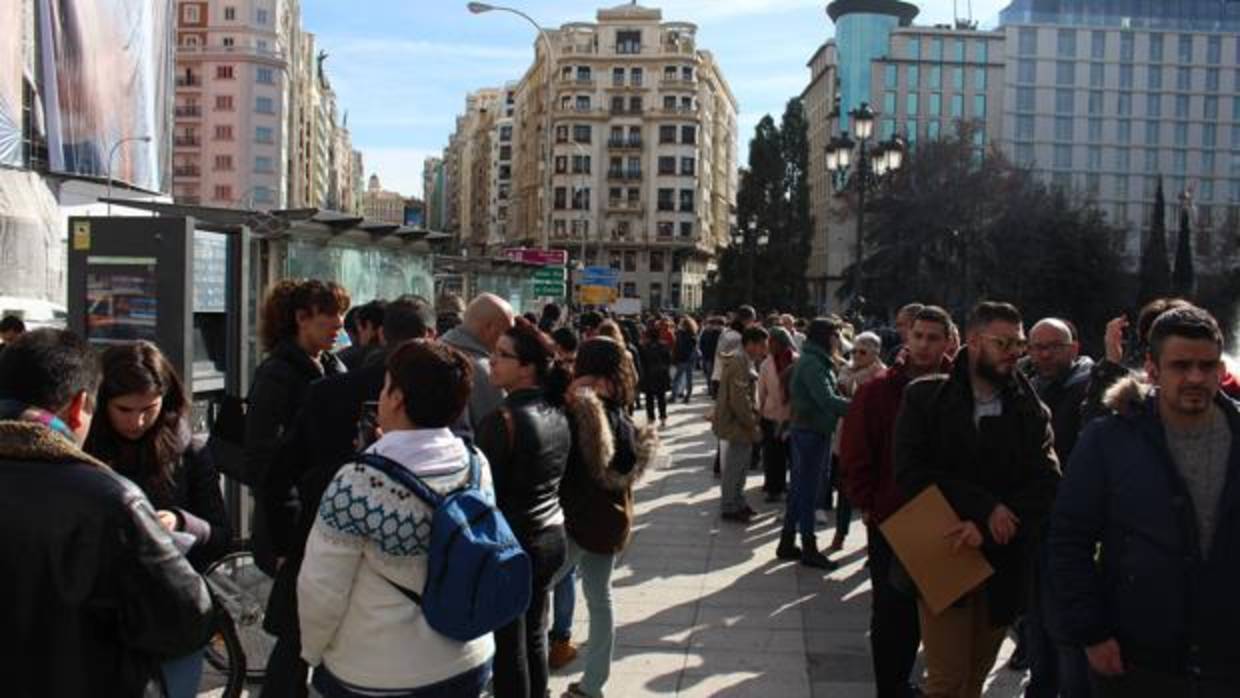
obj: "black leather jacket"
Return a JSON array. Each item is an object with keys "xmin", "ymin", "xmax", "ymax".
[
  {"xmin": 0, "ymin": 421, "xmax": 214, "ymax": 697},
  {"xmin": 476, "ymin": 387, "xmax": 570, "ymax": 543}
]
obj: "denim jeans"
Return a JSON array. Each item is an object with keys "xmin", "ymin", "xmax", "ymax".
[
  {"xmin": 549, "ymin": 566, "xmax": 576, "ymax": 642},
  {"xmin": 161, "ymin": 649, "xmax": 204, "ymax": 698},
  {"xmin": 312, "ymin": 661, "xmax": 491, "ymax": 698},
  {"xmin": 493, "ymin": 525, "xmax": 566, "ymax": 698},
  {"xmin": 558, "ymin": 537, "xmax": 618, "ymax": 697},
  {"xmin": 672, "ymin": 361, "xmax": 695, "ymax": 399},
  {"xmin": 784, "ymin": 428, "xmax": 828, "ymax": 537}
]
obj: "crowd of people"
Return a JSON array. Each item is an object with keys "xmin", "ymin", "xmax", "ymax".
[{"xmin": 1, "ymin": 281, "xmax": 1238, "ymax": 698}]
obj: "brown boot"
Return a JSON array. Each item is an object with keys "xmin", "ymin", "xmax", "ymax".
[{"xmin": 548, "ymin": 638, "xmax": 578, "ymax": 670}]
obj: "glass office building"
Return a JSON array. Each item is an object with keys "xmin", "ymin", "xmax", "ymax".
[
  {"xmin": 1000, "ymin": 0, "xmax": 1240, "ymax": 32},
  {"xmin": 828, "ymin": 0, "xmax": 919, "ymax": 130}
]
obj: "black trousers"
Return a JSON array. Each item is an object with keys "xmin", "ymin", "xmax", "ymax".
[
  {"xmin": 644, "ymin": 390, "xmax": 667, "ymax": 422},
  {"xmin": 867, "ymin": 525, "xmax": 922, "ymax": 698},
  {"xmin": 493, "ymin": 525, "xmax": 567, "ymax": 698},
  {"xmin": 761, "ymin": 419, "xmax": 788, "ymax": 495},
  {"xmin": 1091, "ymin": 664, "xmax": 1239, "ymax": 698},
  {"xmin": 260, "ymin": 634, "xmax": 309, "ymax": 698}
]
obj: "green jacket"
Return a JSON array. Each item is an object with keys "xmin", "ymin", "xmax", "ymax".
[
  {"xmin": 712, "ymin": 350, "xmax": 760, "ymax": 443},
  {"xmin": 790, "ymin": 342, "xmax": 850, "ymax": 437}
]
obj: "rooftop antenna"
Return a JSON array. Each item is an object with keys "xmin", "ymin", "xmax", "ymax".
[
  {"xmin": 968, "ymin": 0, "xmax": 974, "ymax": 24},
  {"xmin": 953, "ymin": 0, "xmax": 958, "ymax": 25}
]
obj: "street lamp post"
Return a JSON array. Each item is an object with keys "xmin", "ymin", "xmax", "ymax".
[
  {"xmin": 106, "ymin": 135, "xmax": 152, "ymax": 216},
  {"xmin": 825, "ymin": 102, "xmax": 904, "ymax": 309},
  {"xmin": 468, "ymin": 2, "xmax": 555, "ymax": 247}
]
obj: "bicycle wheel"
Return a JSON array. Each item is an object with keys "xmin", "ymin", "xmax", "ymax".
[
  {"xmin": 204, "ymin": 551, "xmax": 278, "ymax": 681},
  {"xmin": 204, "ymin": 610, "xmax": 247, "ymax": 698}
]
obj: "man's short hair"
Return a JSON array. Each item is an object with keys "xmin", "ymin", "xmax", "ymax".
[
  {"xmin": 1138, "ymin": 297, "xmax": 1194, "ymax": 344},
  {"xmin": 579, "ymin": 311, "xmax": 603, "ymax": 332},
  {"xmin": 1148, "ymin": 306, "xmax": 1223, "ymax": 362},
  {"xmin": 356, "ymin": 300, "xmax": 387, "ymax": 329},
  {"xmin": 735, "ymin": 305, "xmax": 757, "ymax": 324},
  {"xmin": 898, "ymin": 303, "xmax": 926, "ymax": 320},
  {"xmin": 0, "ymin": 315, "xmax": 26, "ymax": 334},
  {"xmin": 383, "ymin": 295, "xmax": 435, "ymax": 344},
  {"xmin": 805, "ymin": 317, "xmax": 840, "ymax": 351},
  {"xmin": 386, "ymin": 339, "xmax": 473, "ymax": 428},
  {"xmin": 967, "ymin": 301, "xmax": 1022, "ymax": 331},
  {"xmin": 913, "ymin": 305, "xmax": 953, "ymax": 335},
  {"xmin": 741, "ymin": 326, "xmax": 769, "ymax": 346},
  {"xmin": 551, "ymin": 327, "xmax": 579, "ymax": 353},
  {"xmin": 0, "ymin": 329, "xmax": 100, "ymax": 412}
]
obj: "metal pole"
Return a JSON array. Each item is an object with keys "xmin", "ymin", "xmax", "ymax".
[{"xmin": 854, "ymin": 139, "xmax": 867, "ymax": 307}]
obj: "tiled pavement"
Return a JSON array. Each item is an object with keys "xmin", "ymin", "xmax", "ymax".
[{"xmin": 203, "ymin": 394, "xmax": 1030, "ymax": 697}]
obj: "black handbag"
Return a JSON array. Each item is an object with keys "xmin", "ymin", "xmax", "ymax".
[{"xmin": 207, "ymin": 393, "xmax": 248, "ymax": 484}]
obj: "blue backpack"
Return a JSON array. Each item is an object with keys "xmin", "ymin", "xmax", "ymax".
[{"xmin": 356, "ymin": 448, "xmax": 531, "ymax": 642}]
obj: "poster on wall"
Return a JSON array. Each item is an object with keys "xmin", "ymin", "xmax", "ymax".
[
  {"xmin": 38, "ymin": 0, "xmax": 172, "ymax": 192},
  {"xmin": 0, "ymin": 0, "xmax": 22, "ymax": 166},
  {"xmin": 85, "ymin": 256, "xmax": 158, "ymax": 345}
]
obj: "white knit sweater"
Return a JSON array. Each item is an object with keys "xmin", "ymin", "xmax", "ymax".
[{"xmin": 298, "ymin": 428, "xmax": 495, "ymax": 690}]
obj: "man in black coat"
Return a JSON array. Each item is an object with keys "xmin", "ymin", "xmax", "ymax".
[
  {"xmin": 260, "ymin": 295, "xmax": 435, "ymax": 698},
  {"xmin": 894, "ymin": 302, "xmax": 1060, "ymax": 698},
  {"xmin": 1049, "ymin": 307, "xmax": 1240, "ymax": 697},
  {"xmin": 0, "ymin": 329, "xmax": 213, "ymax": 697}
]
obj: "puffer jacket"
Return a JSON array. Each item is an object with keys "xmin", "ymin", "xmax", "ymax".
[
  {"xmin": 0, "ymin": 419, "xmax": 215, "ymax": 697},
  {"xmin": 712, "ymin": 350, "xmax": 759, "ymax": 443},
  {"xmin": 1048, "ymin": 377, "xmax": 1240, "ymax": 680},
  {"xmin": 475, "ymin": 387, "xmax": 570, "ymax": 544},
  {"xmin": 560, "ymin": 389, "xmax": 659, "ymax": 554}
]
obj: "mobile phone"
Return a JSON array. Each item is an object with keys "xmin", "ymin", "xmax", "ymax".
[{"xmin": 357, "ymin": 401, "xmax": 380, "ymax": 450}]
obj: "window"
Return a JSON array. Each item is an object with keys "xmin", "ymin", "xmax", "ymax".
[
  {"xmin": 952, "ymin": 94, "xmax": 965, "ymax": 118},
  {"xmin": 256, "ymin": 67, "xmax": 274, "ymax": 84},
  {"xmin": 1203, "ymin": 123, "xmax": 1217, "ymax": 147},
  {"xmin": 214, "ymin": 95, "xmax": 233, "ymax": 111},
  {"xmin": 1115, "ymin": 175, "xmax": 1129, "ymax": 197},
  {"xmin": 1202, "ymin": 151, "xmax": 1215, "ymax": 173},
  {"xmin": 1088, "ymin": 90, "xmax": 1103, "ymax": 114},
  {"xmin": 613, "ymin": 67, "xmax": 624, "ymax": 86},
  {"xmin": 681, "ymin": 125, "xmax": 696, "ymax": 144},
  {"xmin": 657, "ymin": 221, "xmax": 674, "ymax": 238},
  {"xmin": 929, "ymin": 66, "xmax": 941, "ymax": 89},
  {"xmin": 658, "ymin": 156, "xmax": 675, "ymax": 175},
  {"xmin": 214, "ymin": 124, "xmax": 233, "ymax": 140},
  {"xmin": 1087, "ymin": 146, "xmax": 1102, "ymax": 171},
  {"xmin": 1173, "ymin": 150, "xmax": 1187, "ymax": 174},
  {"xmin": 929, "ymin": 93, "xmax": 942, "ymax": 116},
  {"xmin": 616, "ymin": 30, "xmax": 641, "ymax": 54},
  {"xmin": 972, "ymin": 94, "xmax": 986, "ymax": 118},
  {"xmin": 659, "ymin": 125, "xmax": 675, "ymax": 143},
  {"xmin": 222, "ymin": 37, "xmax": 234, "ymax": 47},
  {"xmin": 217, "ymin": 65, "xmax": 234, "ymax": 79},
  {"xmin": 954, "ymin": 38, "xmax": 966, "ymax": 62},
  {"xmin": 578, "ymin": 96, "xmax": 593, "ymax": 111},
  {"xmin": 555, "ymin": 125, "xmax": 568, "ymax": 143},
  {"xmin": 499, "ymin": 125, "xmax": 513, "ymax": 142},
  {"xmin": 573, "ymin": 125, "xmax": 591, "ymax": 143},
  {"xmin": 1149, "ymin": 33, "xmax": 1164, "ymax": 62},
  {"xmin": 1147, "ymin": 94, "xmax": 1161, "ymax": 118},
  {"xmin": 679, "ymin": 221, "xmax": 693, "ymax": 238},
  {"xmin": 657, "ymin": 188, "xmax": 674, "ymax": 211},
  {"xmin": 223, "ymin": 6, "xmax": 235, "ymax": 20},
  {"xmin": 906, "ymin": 93, "xmax": 918, "ymax": 117},
  {"xmin": 252, "ymin": 186, "xmax": 273, "ymax": 204},
  {"xmin": 682, "ymin": 66, "xmax": 693, "ymax": 81},
  {"xmin": 554, "ymin": 187, "xmax": 567, "ymax": 210},
  {"xmin": 1055, "ymin": 117, "xmax": 1073, "ymax": 141},
  {"xmin": 1208, "ymin": 35, "xmax": 1221, "ymax": 64},
  {"xmin": 255, "ymin": 96, "xmax": 273, "ymax": 114},
  {"xmin": 1119, "ymin": 64, "xmax": 1133, "ymax": 88},
  {"xmin": 974, "ymin": 68, "xmax": 987, "ymax": 91},
  {"xmin": 908, "ymin": 65, "xmax": 919, "ymax": 90},
  {"xmin": 884, "ymin": 91, "xmax": 897, "ymax": 114},
  {"xmin": 1016, "ymin": 115, "xmax": 1034, "ymax": 140},
  {"xmin": 976, "ymin": 40, "xmax": 989, "ymax": 63},
  {"xmin": 1148, "ymin": 66, "xmax": 1162, "ymax": 90},
  {"xmin": 1057, "ymin": 29, "xmax": 1076, "ymax": 58},
  {"xmin": 1177, "ymin": 67, "xmax": 1191, "ymax": 90},
  {"xmin": 1120, "ymin": 32, "xmax": 1134, "ymax": 62},
  {"xmin": 255, "ymin": 8, "xmax": 268, "ymax": 24},
  {"xmin": 680, "ymin": 157, "xmax": 695, "ymax": 175},
  {"xmin": 930, "ymin": 37, "xmax": 943, "ymax": 60},
  {"xmin": 183, "ymin": 4, "xmax": 200, "ymax": 21},
  {"xmin": 1174, "ymin": 122, "xmax": 1188, "ymax": 146},
  {"xmin": 573, "ymin": 187, "xmax": 591, "ymax": 210},
  {"xmin": 1206, "ymin": 68, "xmax": 1220, "ymax": 92},
  {"xmin": 679, "ymin": 189, "xmax": 694, "ymax": 213},
  {"xmin": 621, "ymin": 282, "xmax": 636, "ymax": 297},
  {"xmin": 1145, "ymin": 121, "xmax": 1160, "ymax": 145},
  {"xmin": 214, "ymin": 155, "xmax": 232, "ymax": 171},
  {"xmin": 1117, "ymin": 92, "xmax": 1132, "ymax": 115},
  {"xmin": 1055, "ymin": 89, "xmax": 1075, "ymax": 114},
  {"xmin": 650, "ymin": 251, "xmax": 664, "ymax": 272},
  {"xmin": 628, "ymin": 96, "xmax": 642, "ymax": 113},
  {"xmin": 884, "ymin": 64, "xmax": 897, "ymax": 88},
  {"xmin": 1088, "ymin": 118, "xmax": 1103, "ymax": 141},
  {"xmin": 1015, "ymin": 142, "xmax": 1034, "ymax": 164},
  {"xmin": 631, "ymin": 67, "xmax": 643, "ymax": 86},
  {"xmin": 907, "ymin": 37, "xmax": 920, "ymax": 60},
  {"xmin": 1089, "ymin": 62, "xmax": 1104, "ymax": 87},
  {"xmin": 953, "ymin": 67, "xmax": 964, "ymax": 90},
  {"xmin": 254, "ymin": 155, "xmax": 272, "ymax": 173},
  {"xmin": 928, "ymin": 120, "xmax": 941, "ymax": 140},
  {"xmin": 1019, "ymin": 27, "xmax": 1037, "ymax": 56},
  {"xmin": 623, "ymin": 251, "xmax": 637, "ymax": 272},
  {"xmin": 1091, "ymin": 30, "xmax": 1106, "ymax": 59},
  {"xmin": 610, "ymin": 252, "xmax": 622, "ymax": 271},
  {"xmin": 255, "ymin": 126, "xmax": 273, "ymax": 144},
  {"xmin": 1115, "ymin": 149, "xmax": 1130, "ymax": 171},
  {"xmin": 1178, "ymin": 34, "xmax": 1193, "ymax": 63},
  {"xmin": 571, "ymin": 154, "xmax": 590, "ymax": 174},
  {"xmin": 1204, "ymin": 96, "xmax": 1218, "ymax": 120},
  {"xmin": 1057, "ymin": 61, "xmax": 1075, "ymax": 86},
  {"xmin": 1200, "ymin": 179, "xmax": 1214, "ymax": 201},
  {"xmin": 214, "ymin": 185, "xmax": 232, "ymax": 201},
  {"xmin": 1054, "ymin": 144, "xmax": 1072, "ymax": 168},
  {"xmin": 1117, "ymin": 120, "xmax": 1132, "ymax": 143}
]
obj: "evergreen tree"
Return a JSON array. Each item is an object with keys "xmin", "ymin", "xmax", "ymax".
[
  {"xmin": 1138, "ymin": 179, "xmax": 1171, "ymax": 304},
  {"xmin": 1173, "ymin": 203, "xmax": 1196, "ymax": 298},
  {"xmin": 773, "ymin": 98, "xmax": 811, "ymax": 313}
]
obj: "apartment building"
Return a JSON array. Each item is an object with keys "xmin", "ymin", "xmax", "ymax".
[
  {"xmin": 361, "ymin": 174, "xmax": 406, "ymax": 225},
  {"xmin": 803, "ymin": 41, "xmax": 840, "ymax": 309},
  {"xmin": 500, "ymin": 2, "xmax": 738, "ymax": 310},
  {"xmin": 489, "ymin": 84, "xmax": 519, "ymax": 249},
  {"xmin": 173, "ymin": 0, "xmax": 291, "ymax": 207}
]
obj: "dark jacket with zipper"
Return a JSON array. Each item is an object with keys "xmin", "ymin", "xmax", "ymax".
[
  {"xmin": 893, "ymin": 348, "xmax": 1061, "ymax": 626},
  {"xmin": 1048, "ymin": 377, "xmax": 1240, "ymax": 681},
  {"xmin": 560, "ymin": 389, "xmax": 659, "ymax": 554},
  {"xmin": 638, "ymin": 340, "xmax": 673, "ymax": 394},
  {"xmin": 476, "ymin": 387, "xmax": 570, "ymax": 545},
  {"xmin": 0, "ymin": 420, "xmax": 214, "ymax": 697},
  {"xmin": 673, "ymin": 329, "xmax": 698, "ymax": 364}
]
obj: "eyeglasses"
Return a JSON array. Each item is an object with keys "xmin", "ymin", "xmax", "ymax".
[{"xmin": 980, "ymin": 334, "xmax": 1028, "ymax": 354}]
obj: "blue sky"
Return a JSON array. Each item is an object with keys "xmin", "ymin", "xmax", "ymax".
[{"xmin": 304, "ymin": 0, "xmax": 1012, "ymax": 198}]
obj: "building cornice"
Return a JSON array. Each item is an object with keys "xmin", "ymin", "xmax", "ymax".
[{"xmin": 826, "ymin": 0, "xmax": 919, "ymax": 26}]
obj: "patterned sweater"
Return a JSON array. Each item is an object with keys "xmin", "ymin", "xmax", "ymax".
[{"xmin": 297, "ymin": 428, "xmax": 495, "ymax": 690}]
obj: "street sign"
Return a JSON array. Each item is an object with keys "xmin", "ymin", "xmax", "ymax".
[
  {"xmin": 580, "ymin": 266, "xmax": 620, "ymax": 286},
  {"xmin": 581, "ymin": 285, "xmax": 617, "ymax": 304},
  {"xmin": 533, "ymin": 282, "xmax": 566, "ymax": 297},
  {"xmin": 504, "ymin": 248, "xmax": 568, "ymax": 266},
  {"xmin": 532, "ymin": 266, "xmax": 566, "ymax": 282}
]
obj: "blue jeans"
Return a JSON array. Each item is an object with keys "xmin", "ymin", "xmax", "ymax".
[
  {"xmin": 312, "ymin": 661, "xmax": 491, "ymax": 698},
  {"xmin": 556, "ymin": 537, "xmax": 618, "ymax": 697},
  {"xmin": 784, "ymin": 428, "xmax": 828, "ymax": 537},
  {"xmin": 671, "ymin": 361, "xmax": 695, "ymax": 399},
  {"xmin": 161, "ymin": 649, "xmax": 204, "ymax": 698},
  {"xmin": 550, "ymin": 566, "xmax": 576, "ymax": 642}
]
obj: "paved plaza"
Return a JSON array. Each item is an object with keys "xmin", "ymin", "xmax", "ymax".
[{"xmin": 203, "ymin": 394, "xmax": 1030, "ymax": 697}]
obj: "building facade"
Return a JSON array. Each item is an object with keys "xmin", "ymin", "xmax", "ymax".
[
  {"xmin": 361, "ymin": 174, "xmax": 407, "ymax": 224},
  {"xmin": 803, "ymin": 41, "xmax": 840, "ymax": 309}
]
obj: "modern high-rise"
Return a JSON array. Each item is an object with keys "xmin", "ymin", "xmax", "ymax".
[{"xmin": 500, "ymin": 2, "xmax": 739, "ymax": 310}]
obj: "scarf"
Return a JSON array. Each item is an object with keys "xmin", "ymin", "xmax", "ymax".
[{"xmin": 0, "ymin": 399, "xmax": 77, "ymax": 441}]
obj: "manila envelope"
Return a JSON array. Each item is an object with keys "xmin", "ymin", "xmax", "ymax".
[{"xmin": 879, "ymin": 484, "xmax": 994, "ymax": 615}]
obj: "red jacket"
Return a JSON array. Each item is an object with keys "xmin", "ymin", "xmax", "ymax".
[{"xmin": 840, "ymin": 358, "xmax": 949, "ymax": 524}]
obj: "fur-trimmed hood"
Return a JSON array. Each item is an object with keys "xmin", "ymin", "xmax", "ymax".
[
  {"xmin": 568, "ymin": 387, "xmax": 659, "ymax": 491},
  {"xmin": 0, "ymin": 421, "xmax": 107, "ymax": 469},
  {"xmin": 1103, "ymin": 374, "xmax": 1153, "ymax": 418}
]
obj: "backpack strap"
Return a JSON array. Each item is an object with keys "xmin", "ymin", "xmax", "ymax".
[{"xmin": 354, "ymin": 452, "xmax": 442, "ymax": 508}]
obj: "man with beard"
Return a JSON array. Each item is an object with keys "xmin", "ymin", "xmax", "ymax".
[
  {"xmin": 1049, "ymin": 307, "xmax": 1240, "ymax": 697},
  {"xmin": 894, "ymin": 301, "xmax": 1061, "ymax": 698},
  {"xmin": 841, "ymin": 305, "xmax": 952, "ymax": 698}
]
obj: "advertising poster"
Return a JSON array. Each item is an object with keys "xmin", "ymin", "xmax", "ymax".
[
  {"xmin": 0, "ymin": 0, "xmax": 22, "ymax": 166},
  {"xmin": 85, "ymin": 256, "xmax": 158, "ymax": 345}
]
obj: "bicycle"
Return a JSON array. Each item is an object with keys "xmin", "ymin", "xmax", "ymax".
[{"xmin": 199, "ymin": 550, "xmax": 278, "ymax": 697}]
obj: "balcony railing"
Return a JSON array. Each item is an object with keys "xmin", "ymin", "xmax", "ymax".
[
  {"xmin": 607, "ymin": 168, "xmax": 643, "ymax": 180},
  {"xmin": 659, "ymin": 105, "xmax": 700, "ymax": 116},
  {"xmin": 607, "ymin": 199, "xmax": 644, "ymax": 213},
  {"xmin": 562, "ymin": 43, "xmax": 597, "ymax": 55},
  {"xmin": 177, "ymin": 44, "xmax": 284, "ymax": 60},
  {"xmin": 614, "ymin": 43, "xmax": 643, "ymax": 55},
  {"xmin": 175, "ymin": 75, "xmax": 202, "ymax": 87},
  {"xmin": 609, "ymin": 105, "xmax": 645, "ymax": 116},
  {"xmin": 660, "ymin": 77, "xmax": 697, "ymax": 89},
  {"xmin": 174, "ymin": 105, "xmax": 202, "ymax": 118},
  {"xmin": 559, "ymin": 76, "xmax": 596, "ymax": 86},
  {"xmin": 606, "ymin": 137, "xmax": 642, "ymax": 149},
  {"xmin": 173, "ymin": 136, "xmax": 201, "ymax": 147},
  {"xmin": 173, "ymin": 166, "xmax": 201, "ymax": 178}
]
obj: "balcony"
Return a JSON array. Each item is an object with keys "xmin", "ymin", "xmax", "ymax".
[
  {"xmin": 562, "ymin": 43, "xmax": 598, "ymax": 55},
  {"xmin": 607, "ymin": 137, "xmax": 643, "ymax": 149},
  {"xmin": 607, "ymin": 168, "xmax": 643, "ymax": 181},
  {"xmin": 609, "ymin": 105, "xmax": 645, "ymax": 117},
  {"xmin": 554, "ymin": 105, "xmax": 606, "ymax": 118},
  {"xmin": 659, "ymin": 105, "xmax": 700, "ymax": 118},
  {"xmin": 614, "ymin": 42, "xmax": 643, "ymax": 55},
  {"xmin": 175, "ymin": 75, "xmax": 203, "ymax": 88},
  {"xmin": 174, "ymin": 105, "xmax": 202, "ymax": 118},
  {"xmin": 173, "ymin": 165, "xmax": 201, "ymax": 178},
  {"xmin": 558, "ymin": 76, "xmax": 596, "ymax": 87},
  {"xmin": 660, "ymin": 77, "xmax": 697, "ymax": 89},
  {"xmin": 607, "ymin": 199, "xmax": 644, "ymax": 214},
  {"xmin": 173, "ymin": 135, "xmax": 201, "ymax": 148}
]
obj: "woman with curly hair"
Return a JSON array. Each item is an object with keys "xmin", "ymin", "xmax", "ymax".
[
  {"xmin": 246, "ymin": 278, "xmax": 349, "ymax": 698},
  {"xmin": 558, "ymin": 337, "xmax": 659, "ymax": 698}
]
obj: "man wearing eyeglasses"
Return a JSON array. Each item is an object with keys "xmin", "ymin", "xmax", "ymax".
[{"xmin": 894, "ymin": 301, "xmax": 1061, "ymax": 698}]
